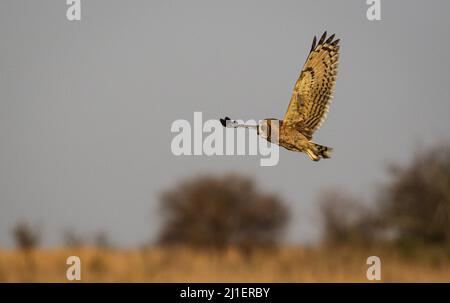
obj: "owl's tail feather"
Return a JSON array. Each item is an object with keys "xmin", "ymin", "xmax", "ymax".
[{"xmin": 306, "ymin": 143, "xmax": 333, "ymax": 161}]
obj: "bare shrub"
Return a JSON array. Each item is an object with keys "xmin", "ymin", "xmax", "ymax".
[
  {"xmin": 158, "ymin": 174, "xmax": 289, "ymax": 252},
  {"xmin": 319, "ymin": 143, "xmax": 450, "ymax": 250},
  {"xmin": 12, "ymin": 222, "xmax": 40, "ymax": 251},
  {"xmin": 319, "ymin": 190, "xmax": 375, "ymax": 246},
  {"xmin": 63, "ymin": 229, "xmax": 85, "ymax": 248},
  {"xmin": 12, "ymin": 222, "xmax": 41, "ymax": 275},
  {"xmin": 378, "ymin": 144, "xmax": 450, "ymax": 246},
  {"xmin": 93, "ymin": 231, "xmax": 112, "ymax": 249}
]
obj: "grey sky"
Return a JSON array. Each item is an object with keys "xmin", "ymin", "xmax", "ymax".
[{"xmin": 0, "ymin": 0, "xmax": 449, "ymax": 247}]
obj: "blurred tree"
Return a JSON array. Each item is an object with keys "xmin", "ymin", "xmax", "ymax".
[
  {"xmin": 12, "ymin": 222, "xmax": 40, "ymax": 251},
  {"xmin": 158, "ymin": 175, "xmax": 289, "ymax": 252},
  {"xmin": 378, "ymin": 144, "xmax": 450, "ymax": 246},
  {"xmin": 319, "ymin": 143, "xmax": 450, "ymax": 249},
  {"xmin": 319, "ymin": 190, "xmax": 375, "ymax": 246},
  {"xmin": 63, "ymin": 229, "xmax": 85, "ymax": 248},
  {"xmin": 12, "ymin": 222, "xmax": 41, "ymax": 273},
  {"xmin": 93, "ymin": 231, "xmax": 112, "ymax": 249}
]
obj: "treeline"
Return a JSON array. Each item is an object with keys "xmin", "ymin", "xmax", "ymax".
[
  {"xmin": 7, "ymin": 143, "xmax": 450, "ymax": 254},
  {"xmin": 320, "ymin": 144, "xmax": 450, "ymax": 250}
]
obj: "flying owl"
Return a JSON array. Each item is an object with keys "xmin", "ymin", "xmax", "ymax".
[{"xmin": 220, "ymin": 31, "xmax": 340, "ymax": 161}]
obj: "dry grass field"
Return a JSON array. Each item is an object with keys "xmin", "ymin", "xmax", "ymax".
[{"xmin": 1, "ymin": 245, "xmax": 449, "ymax": 282}]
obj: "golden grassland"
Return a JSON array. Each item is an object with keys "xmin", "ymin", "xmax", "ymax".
[{"xmin": 0, "ymin": 245, "xmax": 449, "ymax": 282}]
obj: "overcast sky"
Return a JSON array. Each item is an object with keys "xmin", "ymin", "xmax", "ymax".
[{"xmin": 0, "ymin": 0, "xmax": 449, "ymax": 247}]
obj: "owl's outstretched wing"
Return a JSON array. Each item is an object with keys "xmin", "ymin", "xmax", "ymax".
[{"xmin": 283, "ymin": 32, "xmax": 340, "ymax": 138}]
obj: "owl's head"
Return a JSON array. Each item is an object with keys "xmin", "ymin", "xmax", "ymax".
[{"xmin": 258, "ymin": 119, "xmax": 280, "ymax": 142}]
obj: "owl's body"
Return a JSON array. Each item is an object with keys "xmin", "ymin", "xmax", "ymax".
[
  {"xmin": 221, "ymin": 31, "xmax": 340, "ymax": 161},
  {"xmin": 260, "ymin": 119, "xmax": 332, "ymax": 161}
]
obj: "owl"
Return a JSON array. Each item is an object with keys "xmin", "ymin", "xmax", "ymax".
[{"xmin": 221, "ymin": 31, "xmax": 340, "ymax": 161}]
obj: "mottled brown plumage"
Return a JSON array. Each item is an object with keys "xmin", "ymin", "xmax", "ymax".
[{"xmin": 221, "ymin": 32, "xmax": 340, "ymax": 161}]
